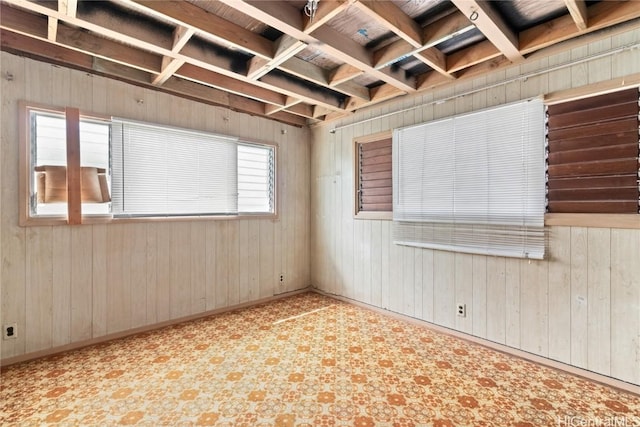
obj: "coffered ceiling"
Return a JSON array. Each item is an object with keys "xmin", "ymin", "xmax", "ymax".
[{"xmin": 1, "ymin": 0, "xmax": 639, "ymax": 126}]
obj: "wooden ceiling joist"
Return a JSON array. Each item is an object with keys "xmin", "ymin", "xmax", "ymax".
[
  {"xmin": 450, "ymin": 0, "xmax": 523, "ymax": 62},
  {"xmin": 246, "ymin": 35, "xmax": 307, "ymax": 80},
  {"xmin": 353, "ymin": 0, "xmax": 423, "ymax": 48},
  {"xmin": 2, "ymin": 0, "xmax": 639, "ymax": 126},
  {"xmin": 131, "ymin": 0, "xmax": 273, "ymax": 60},
  {"xmin": 520, "ymin": 1, "xmax": 640, "ymax": 54},
  {"xmin": 564, "ymin": 0, "xmax": 588, "ymax": 31}
]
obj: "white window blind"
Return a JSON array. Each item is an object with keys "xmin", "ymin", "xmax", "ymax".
[
  {"xmin": 393, "ymin": 98, "xmax": 546, "ymax": 259},
  {"xmin": 111, "ymin": 119, "xmax": 239, "ymax": 217}
]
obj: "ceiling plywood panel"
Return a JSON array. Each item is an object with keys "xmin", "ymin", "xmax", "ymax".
[{"xmin": 491, "ymin": 0, "xmax": 570, "ymax": 32}]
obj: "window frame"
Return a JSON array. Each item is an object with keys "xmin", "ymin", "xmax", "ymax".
[
  {"xmin": 19, "ymin": 101, "xmax": 279, "ymax": 226},
  {"xmin": 353, "ymin": 130, "xmax": 393, "ymax": 220}
]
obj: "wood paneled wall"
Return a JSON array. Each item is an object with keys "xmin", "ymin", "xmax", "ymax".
[
  {"xmin": 0, "ymin": 52, "xmax": 310, "ymax": 361},
  {"xmin": 311, "ymin": 29, "xmax": 640, "ymax": 385}
]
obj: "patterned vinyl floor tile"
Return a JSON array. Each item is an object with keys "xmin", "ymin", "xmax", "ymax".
[{"xmin": 1, "ymin": 292, "xmax": 639, "ymax": 426}]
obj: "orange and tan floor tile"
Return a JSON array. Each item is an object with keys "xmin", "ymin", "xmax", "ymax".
[{"xmin": 1, "ymin": 293, "xmax": 639, "ymax": 426}]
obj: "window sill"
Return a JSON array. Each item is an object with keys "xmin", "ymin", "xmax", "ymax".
[
  {"xmin": 545, "ymin": 213, "xmax": 640, "ymax": 229},
  {"xmin": 19, "ymin": 213, "xmax": 278, "ymax": 226},
  {"xmin": 354, "ymin": 211, "xmax": 392, "ymax": 220}
]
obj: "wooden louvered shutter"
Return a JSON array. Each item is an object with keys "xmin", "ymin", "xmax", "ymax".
[
  {"xmin": 357, "ymin": 134, "xmax": 392, "ymax": 213},
  {"xmin": 547, "ymin": 88, "xmax": 640, "ymax": 214}
]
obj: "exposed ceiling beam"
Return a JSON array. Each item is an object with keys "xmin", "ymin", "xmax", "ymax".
[
  {"xmin": 328, "ymin": 63, "xmax": 363, "ymax": 85},
  {"xmin": 312, "ymin": 24, "xmax": 416, "ymax": 92},
  {"xmin": 62, "ymin": 0, "xmax": 78, "ymax": 17},
  {"xmin": 131, "ymin": 0, "xmax": 273, "ymax": 60},
  {"xmin": 279, "ymin": 56, "xmax": 370, "ymax": 101},
  {"xmin": 446, "ymin": 39, "xmax": 501, "ymax": 73},
  {"xmin": 265, "ymin": 97, "xmax": 301, "ymax": 115},
  {"xmin": 450, "ymin": 0, "xmax": 523, "ymax": 61},
  {"xmin": 564, "ymin": 0, "xmax": 588, "ymax": 31},
  {"xmin": 303, "ymin": 0, "xmax": 352, "ymax": 34},
  {"xmin": 176, "ymin": 63, "xmax": 286, "ymax": 107},
  {"xmin": 353, "ymin": 0, "xmax": 423, "ymax": 48},
  {"xmin": 3, "ymin": 0, "xmax": 343, "ymax": 114},
  {"xmin": 520, "ymin": 1, "xmax": 640, "ymax": 53},
  {"xmin": 153, "ymin": 26, "xmax": 194, "ymax": 86},
  {"xmin": 47, "ymin": 15, "xmax": 57, "ymax": 41},
  {"xmin": 217, "ymin": 0, "xmax": 416, "ymax": 93},
  {"xmin": 372, "ymin": 11, "xmax": 475, "ymax": 75},
  {"xmin": 247, "ymin": 35, "xmax": 307, "ymax": 80}
]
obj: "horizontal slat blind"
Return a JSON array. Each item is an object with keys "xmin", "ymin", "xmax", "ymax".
[
  {"xmin": 393, "ymin": 98, "xmax": 546, "ymax": 259},
  {"xmin": 547, "ymin": 88, "xmax": 640, "ymax": 214},
  {"xmin": 111, "ymin": 119, "xmax": 239, "ymax": 216},
  {"xmin": 358, "ymin": 137, "xmax": 392, "ymax": 212}
]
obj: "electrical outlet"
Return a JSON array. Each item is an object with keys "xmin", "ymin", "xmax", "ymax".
[
  {"xmin": 3, "ymin": 323, "xmax": 17, "ymax": 340},
  {"xmin": 456, "ymin": 304, "xmax": 466, "ymax": 318},
  {"xmin": 279, "ymin": 274, "xmax": 285, "ymax": 285}
]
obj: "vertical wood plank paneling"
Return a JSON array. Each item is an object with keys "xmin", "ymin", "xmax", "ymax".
[
  {"xmin": 353, "ymin": 218, "xmax": 364, "ymax": 302},
  {"xmin": 504, "ymin": 259, "xmax": 521, "ymax": 348},
  {"xmin": 129, "ymin": 223, "xmax": 147, "ymax": 328},
  {"xmin": 570, "ymin": 227, "xmax": 589, "ymax": 369},
  {"xmin": 472, "ymin": 255, "xmax": 487, "ymax": 338},
  {"xmin": 106, "ymin": 224, "xmax": 129, "ymax": 333},
  {"xmin": 216, "ymin": 221, "xmax": 230, "ymax": 309},
  {"xmin": 402, "ymin": 246, "xmax": 415, "ymax": 317},
  {"xmin": 146, "ymin": 223, "xmax": 158, "ymax": 324},
  {"xmin": 520, "ymin": 259, "xmax": 549, "ymax": 356},
  {"xmin": 259, "ymin": 220, "xmax": 274, "ymax": 299},
  {"xmin": 379, "ymin": 221, "xmax": 390, "ymax": 311},
  {"xmin": 548, "ymin": 227, "xmax": 572, "ymax": 364},
  {"xmin": 282, "ymin": 129, "xmax": 294, "ymax": 292},
  {"xmin": 205, "ymin": 222, "xmax": 217, "ymax": 310},
  {"xmin": 25, "ymin": 228, "xmax": 53, "ymax": 353},
  {"xmin": 413, "ymin": 247, "xmax": 423, "ymax": 319},
  {"xmin": 455, "ymin": 253, "xmax": 473, "ymax": 334},
  {"xmin": 227, "ymin": 220, "xmax": 240, "ymax": 304},
  {"xmin": 170, "ymin": 223, "xmax": 191, "ymax": 318},
  {"xmin": 247, "ymin": 220, "xmax": 260, "ymax": 300},
  {"xmin": 301, "ymin": 130, "xmax": 312, "ymax": 288},
  {"xmin": 51, "ymin": 227, "xmax": 71, "ymax": 347},
  {"xmin": 238, "ymin": 220, "xmax": 251, "ymax": 300},
  {"xmin": 433, "ymin": 251, "xmax": 454, "ymax": 328},
  {"xmin": 92, "ymin": 224, "xmax": 107, "ymax": 337},
  {"xmin": 486, "ymin": 257, "xmax": 506, "ymax": 344},
  {"xmin": 70, "ymin": 226, "xmax": 92, "ymax": 342},
  {"xmin": 362, "ymin": 220, "xmax": 372, "ymax": 305},
  {"xmin": 388, "ymin": 230, "xmax": 404, "ymax": 314},
  {"xmin": 273, "ymin": 129, "xmax": 285, "ymax": 294},
  {"xmin": 610, "ymin": 229, "xmax": 640, "ymax": 384},
  {"xmin": 370, "ymin": 220, "xmax": 382, "ymax": 307},
  {"xmin": 340, "ymin": 126, "xmax": 354, "ymax": 298},
  {"xmin": 190, "ymin": 222, "xmax": 207, "ymax": 314},
  {"xmin": 1, "ymin": 54, "xmax": 26, "ymax": 359},
  {"xmin": 420, "ymin": 249, "xmax": 434, "ymax": 323},
  {"xmin": 587, "ymin": 228, "xmax": 611, "ymax": 375},
  {"xmin": 155, "ymin": 223, "xmax": 171, "ymax": 322}
]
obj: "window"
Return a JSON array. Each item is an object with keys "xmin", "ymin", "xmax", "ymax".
[
  {"xmin": 22, "ymin": 106, "xmax": 111, "ymax": 225},
  {"xmin": 546, "ymin": 88, "xmax": 640, "ymax": 214},
  {"xmin": 393, "ymin": 98, "xmax": 547, "ymax": 259},
  {"xmin": 20, "ymin": 103, "xmax": 276, "ymax": 225},
  {"xmin": 354, "ymin": 131, "xmax": 392, "ymax": 219}
]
